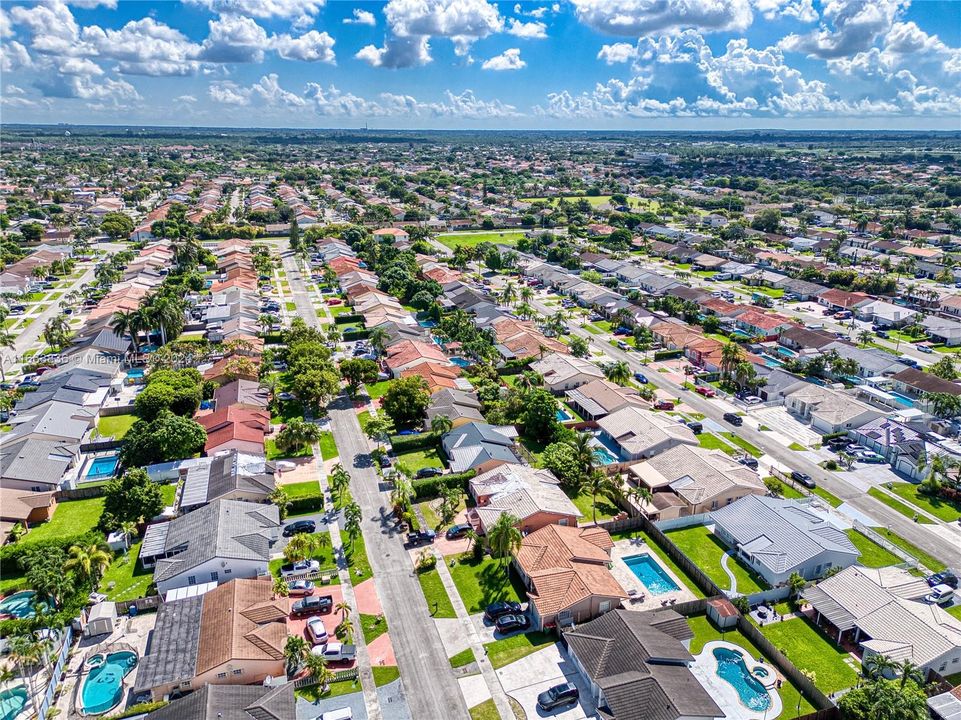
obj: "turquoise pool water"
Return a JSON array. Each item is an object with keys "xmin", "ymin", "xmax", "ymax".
[
  {"xmin": 125, "ymin": 368, "xmax": 144, "ymax": 378},
  {"xmin": 0, "ymin": 591, "xmax": 50, "ymax": 619},
  {"xmin": 713, "ymin": 647, "xmax": 771, "ymax": 711},
  {"xmin": 449, "ymin": 357, "xmax": 470, "ymax": 367},
  {"xmin": 81, "ymin": 651, "xmax": 138, "ymax": 715},
  {"xmin": 0, "ymin": 686, "xmax": 27, "ymax": 720},
  {"xmin": 556, "ymin": 408, "xmax": 572, "ymax": 421},
  {"xmin": 592, "ymin": 434, "xmax": 621, "ymax": 465},
  {"xmin": 86, "ymin": 454, "xmax": 119, "ymax": 479},
  {"xmin": 623, "ymin": 554, "xmax": 680, "ymax": 594}
]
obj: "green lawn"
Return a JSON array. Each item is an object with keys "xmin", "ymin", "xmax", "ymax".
[
  {"xmin": 417, "ymin": 567, "xmax": 457, "ymax": 618},
  {"xmin": 449, "ymin": 648, "xmax": 476, "ymax": 668},
  {"xmin": 318, "ymin": 432, "xmax": 338, "ymax": 460},
  {"xmin": 394, "ymin": 446, "xmax": 446, "ymax": 474},
  {"xmin": 845, "ymin": 529, "xmax": 900, "ymax": 568},
  {"xmin": 0, "ymin": 573, "xmax": 29, "ymax": 595},
  {"xmin": 100, "ymin": 541, "xmax": 154, "ymax": 601},
  {"xmin": 565, "ymin": 489, "xmax": 619, "ymax": 522},
  {"xmin": 296, "ymin": 677, "xmax": 361, "ymax": 701},
  {"xmin": 698, "ymin": 433, "xmax": 737, "ymax": 456},
  {"xmin": 811, "ymin": 485, "xmax": 843, "ymax": 507},
  {"xmin": 21, "ymin": 496, "xmax": 105, "ymax": 544},
  {"xmin": 269, "ymin": 529, "xmax": 337, "ymax": 576},
  {"xmin": 357, "ymin": 410, "xmax": 372, "ymax": 433},
  {"xmin": 283, "ymin": 480, "xmax": 322, "ymax": 506},
  {"xmin": 372, "ymin": 666, "xmax": 400, "ymax": 687},
  {"xmin": 266, "ymin": 438, "xmax": 313, "ymax": 461},
  {"xmin": 449, "ymin": 555, "xmax": 526, "ymax": 614},
  {"xmin": 520, "ymin": 194, "xmax": 618, "ymax": 208},
  {"xmin": 886, "ymin": 482, "xmax": 961, "ymax": 522},
  {"xmin": 329, "ymin": 304, "xmax": 353, "ymax": 316},
  {"xmin": 365, "ymin": 381, "xmax": 391, "ymax": 400},
  {"xmin": 436, "ymin": 231, "xmax": 525, "ymax": 250},
  {"xmin": 271, "ymin": 399, "xmax": 305, "ymax": 424},
  {"xmin": 483, "ymin": 630, "xmax": 556, "ymax": 669},
  {"xmin": 687, "ymin": 615, "xmax": 815, "ymax": 716},
  {"xmin": 788, "ymin": 442, "xmax": 807, "ymax": 451},
  {"xmin": 875, "ymin": 527, "xmax": 946, "ymax": 572},
  {"xmin": 666, "ymin": 525, "xmax": 768, "ymax": 595},
  {"xmin": 777, "ymin": 483, "xmax": 806, "ymax": 500},
  {"xmin": 719, "ymin": 432, "xmax": 763, "ymax": 458},
  {"xmin": 758, "ymin": 615, "xmax": 860, "ymax": 694},
  {"xmin": 946, "ymin": 605, "xmax": 961, "ymax": 621},
  {"xmin": 97, "ymin": 413, "xmax": 137, "ymax": 440},
  {"xmin": 361, "ymin": 613, "xmax": 388, "ymax": 644},
  {"xmin": 738, "ymin": 284, "xmax": 784, "ymax": 298},
  {"xmin": 468, "ymin": 699, "xmax": 499, "ymax": 720},
  {"xmin": 344, "ymin": 532, "xmax": 372, "ymax": 582},
  {"xmin": 868, "ymin": 487, "xmax": 933, "ymax": 523}
]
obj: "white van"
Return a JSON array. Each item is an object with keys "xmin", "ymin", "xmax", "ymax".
[
  {"xmin": 925, "ymin": 584, "xmax": 955, "ymax": 606},
  {"xmin": 316, "ymin": 708, "xmax": 352, "ymax": 720}
]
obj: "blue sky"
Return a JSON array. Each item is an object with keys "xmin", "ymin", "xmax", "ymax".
[{"xmin": 1, "ymin": 0, "xmax": 959, "ymax": 129}]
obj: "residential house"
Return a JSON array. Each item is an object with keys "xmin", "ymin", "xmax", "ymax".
[
  {"xmin": 923, "ymin": 315, "xmax": 961, "ymax": 347},
  {"xmin": 565, "ymin": 609, "xmax": 723, "ymax": 720},
  {"xmin": 179, "ymin": 451, "xmax": 276, "ymax": 511},
  {"xmin": 196, "ymin": 406, "xmax": 270, "ymax": 455},
  {"xmin": 530, "ymin": 354, "xmax": 605, "ymax": 394},
  {"xmin": 711, "ymin": 495, "xmax": 859, "ymax": 587},
  {"xmin": 818, "ymin": 289, "xmax": 872, "ymax": 312},
  {"xmin": 384, "ymin": 340, "xmax": 451, "ymax": 378},
  {"xmin": 847, "ymin": 417, "xmax": 922, "ymax": 464},
  {"xmin": 628, "ymin": 445, "xmax": 766, "ymax": 518},
  {"xmin": 803, "ymin": 566, "xmax": 961, "ymax": 676},
  {"xmin": 425, "ymin": 388, "xmax": 485, "ymax": 428},
  {"xmin": 820, "ymin": 342, "xmax": 910, "ymax": 377},
  {"xmin": 144, "ymin": 684, "xmax": 295, "ymax": 720},
  {"xmin": 595, "ymin": 406, "xmax": 699, "ymax": 464},
  {"xmin": 134, "ymin": 578, "xmax": 289, "ymax": 701},
  {"xmin": 939, "ymin": 295, "xmax": 961, "ymax": 319},
  {"xmin": 139, "ymin": 499, "xmax": 280, "ymax": 595},
  {"xmin": 855, "ymin": 300, "xmax": 918, "ymax": 328},
  {"xmin": 213, "ymin": 379, "xmax": 270, "ymax": 411},
  {"xmin": 441, "ymin": 422, "xmax": 520, "ymax": 473},
  {"xmin": 467, "ymin": 464, "xmax": 581, "ymax": 535},
  {"xmin": 890, "ymin": 367, "xmax": 961, "ymax": 403},
  {"xmin": 565, "ymin": 379, "xmax": 646, "ymax": 421},
  {"xmin": 514, "ymin": 525, "xmax": 626, "ymax": 630},
  {"xmin": 734, "ymin": 309, "xmax": 794, "ymax": 340},
  {"xmin": 0, "ymin": 488, "xmax": 56, "ymax": 537},
  {"xmin": 783, "ymin": 384, "xmax": 885, "ymax": 434},
  {"xmin": 0, "ymin": 438, "xmax": 79, "ymax": 492}
]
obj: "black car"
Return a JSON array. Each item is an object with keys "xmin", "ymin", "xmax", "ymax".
[
  {"xmin": 291, "ymin": 595, "xmax": 333, "ymax": 616},
  {"xmin": 445, "ymin": 523, "xmax": 472, "ymax": 540},
  {"xmin": 738, "ymin": 456, "xmax": 759, "ymax": 470},
  {"xmin": 406, "ymin": 529, "xmax": 436, "ymax": 546},
  {"xmin": 686, "ymin": 421, "xmax": 703, "ymax": 434},
  {"xmin": 484, "ymin": 600, "xmax": 522, "ymax": 621},
  {"xmin": 928, "ymin": 571, "xmax": 959, "ymax": 589},
  {"xmin": 494, "ymin": 613, "xmax": 530, "ymax": 633},
  {"xmin": 791, "ymin": 471, "xmax": 816, "ymax": 489},
  {"xmin": 415, "ymin": 467, "xmax": 444, "ymax": 479},
  {"xmin": 537, "ymin": 683, "xmax": 580, "ymax": 711},
  {"xmin": 283, "ymin": 520, "xmax": 316, "ymax": 537},
  {"xmin": 378, "ymin": 454, "xmax": 392, "ymax": 468},
  {"xmin": 722, "ymin": 412, "xmax": 743, "ymax": 426}
]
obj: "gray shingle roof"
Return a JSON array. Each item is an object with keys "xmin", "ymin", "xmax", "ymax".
[
  {"xmin": 0, "ymin": 438, "xmax": 78, "ymax": 487},
  {"xmin": 146, "ymin": 683, "xmax": 295, "ymax": 720},
  {"xmin": 134, "ymin": 594, "xmax": 203, "ymax": 693}
]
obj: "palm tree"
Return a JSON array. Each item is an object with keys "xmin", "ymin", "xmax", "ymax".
[
  {"xmin": 269, "ymin": 487, "xmax": 291, "ymax": 520},
  {"xmin": 43, "ymin": 315, "xmax": 71, "ymax": 351},
  {"xmin": 329, "ymin": 463, "xmax": 352, "ymax": 505},
  {"xmin": 272, "ymin": 575, "xmax": 290, "ymax": 599},
  {"xmin": 857, "ymin": 329, "xmax": 872, "ymax": 346},
  {"xmin": 258, "ymin": 313, "xmax": 277, "ymax": 335},
  {"xmin": 487, "ymin": 513, "xmax": 521, "ymax": 578},
  {"xmin": 283, "ymin": 533, "xmax": 318, "ymax": 563},
  {"xmin": 276, "ymin": 418, "xmax": 322, "ymax": 454},
  {"xmin": 324, "ymin": 324, "xmax": 342, "ymax": 344},
  {"xmin": 343, "ymin": 501, "xmax": 362, "ymax": 549},
  {"xmin": 119, "ymin": 520, "xmax": 138, "ymax": 551},
  {"xmin": 8, "ymin": 634, "xmax": 48, "ymax": 718},
  {"xmin": 0, "ymin": 330, "xmax": 15, "ymax": 383},
  {"xmin": 304, "ymin": 653, "xmax": 333, "ymax": 691},
  {"xmin": 430, "ymin": 414, "xmax": 453, "ymax": 435},
  {"xmin": 500, "ymin": 281, "xmax": 517, "ymax": 308},
  {"xmin": 129, "ymin": 307, "xmax": 151, "ymax": 349},
  {"xmin": 603, "ymin": 360, "xmax": 631, "ymax": 386},
  {"xmin": 368, "ymin": 326, "xmax": 389, "ymax": 356},
  {"xmin": 582, "ymin": 468, "xmax": 620, "ymax": 524},
  {"xmin": 338, "ymin": 618, "xmax": 356, "ymax": 644},
  {"xmin": 520, "ymin": 285, "xmax": 534, "ymax": 304},
  {"xmin": 864, "ymin": 654, "xmax": 899, "ymax": 680},
  {"xmin": 625, "ymin": 485, "xmax": 653, "ymax": 515},
  {"xmin": 284, "ymin": 635, "xmax": 309, "ymax": 673},
  {"xmin": 63, "ymin": 543, "xmax": 112, "ymax": 586},
  {"xmin": 147, "ymin": 294, "xmax": 184, "ymax": 345},
  {"xmin": 463, "ymin": 528, "xmax": 479, "ymax": 555},
  {"xmin": 389, "ymin": 475, "xmax": 413, "ymax": 517},
  {"xmin": 335, "ymin": 600, "xmax": 351, "ymax": 623},
  {"xmin": 897, "ymin": 659, "xmax": 924, "ymax": 689},
  {"xmin": 720, "ymin": 341, "xmax": 745, "ymax": 384},
  {"xmin": 568, "ymin": 431, "xmax": 598, "ymax": 481}
]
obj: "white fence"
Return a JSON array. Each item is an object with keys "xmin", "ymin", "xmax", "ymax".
[{"xmin": 653, "ymin": 513, "xmax": 712, "ymax": 531}]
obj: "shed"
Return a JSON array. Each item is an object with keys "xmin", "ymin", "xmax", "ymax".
[
  {"xmin": 706, "ymin": 597, "xmax": 739, "ymax": 629},
  {"xmin": 84, "ymin": 602, "xmax": 117, "ymax": 637}
]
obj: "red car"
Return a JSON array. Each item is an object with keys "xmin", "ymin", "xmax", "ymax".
[
  {"xmin": 654, "ymin": 400, "xmax": 675, "ymax": 411},
  {"xmin": 695, "ymin": 386, "xmax": 716, "ymax": 398},
  {"xmin": 326, "ymin": 298, "xmax": 343, "ymax": 305}
]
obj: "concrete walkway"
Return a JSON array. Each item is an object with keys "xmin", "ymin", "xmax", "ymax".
[
  {"xmin": 315, "ymin": 442, "xmax": 383, "ymax": 720},
  {"xmin": 719, "ymin": 551, "xmax": 739, "ymax": 595}
]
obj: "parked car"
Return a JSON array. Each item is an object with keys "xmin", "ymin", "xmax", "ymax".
[
  {"xmin": 310, "ymin": 642, "xmax": 356, "ymax": 662},
  {"xmin": 537, "ymin": 683, "xmax": 580, "ymax": 711},
  {"xmin": 738, "ymin": 456, "xmax": 759, "ymax": 470},
  {"xmin": 326, "ymin": 298, "xmax": 343, "ymax": 305},
  {"xmin": 281, "ymin": 559, "xmax": 320, "ymax": 578},
  {"xmin": 378, "ymin": 454, "xmax": 392, "ymax": 468},
  {"xmin": 742, "ymin": 395, "xmax": 763, "ymax": 405},
  {"xmin": 415, "ymin": 467, "xmax": 443, "ymax": 479},
  {"xmin": 287, "ymin": 580, "xmax": 316, "ymax": 596},
  {"xmin": 925, "ymin": 584, "xmax": 955, "ymax": 606},
  {"xmin": 917, "ymin": 345, "xmax": 933, "ymax": 354},
  {"xmin": 722, "ymin": 412, "xmax": 743, "ymax": 426},
  {"xmin": 283, "ymin": 520, "xmax": 316, "ymax": 537},
  {"xmin": 306, "ymin": 617, "xmax": 329, "ymax": 643},
  {"xmin": 494, "ymin": 613, "xmax": 530, "ymax": 633},
  {"xmin": 686, "ymin": 421, "xmax": 703, "ymax": 434},
  {"xmin": 315, "ymin": 708, "xmax": 353, "ymax": 720},
  {"xmin": 633, "ymin": 372, "xmax": 648, "ymax": 384},
  {"xmin": 484, "ymin": 600, "xmax": 522, "ymax": 621},
  {"xmin": 654, "ymin": 400, "xmax": 675, "ymax": 411},
  {"xmin": 928, "ymin": 571, "xmax": 959, "ymax": 589},
  {"xmin": 406, "ymin": 529, "xmax": 436, "ymax": 546},
  {"xmin": 695, "ymin": 386, "xmax": 716, "ymax": 398},
  {"xmin": 790, "ymin": 471, "xmax": 816, "ymax": 489},
  {"xmin": 875, "ymin": 330, "xmax": 889, "ymax": 339},
  {"xmin": 291, "ymin": 595, "xmax": 333, "ymax": 616},
  {"xmin": 445, "ymin": 523, "xmax": 472, "ymax": 540}
]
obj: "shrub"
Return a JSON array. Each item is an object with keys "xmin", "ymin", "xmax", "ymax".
[
  {"xmin": 334, "ymin": 313, "xmax": 365, "ymax": 325},
  {"xmin": 342, "ymin": 329, "xmax": 370, "ymax": 342},
  {"xmin": 653, "ymin": 349, "xmax": 684, "ymax": 361},
  {"xmin": 412, "ymin": 470, "xmax": 476, "ymax": 499},
  {"xmin": 287, "ymin": 495, "xmax": 324, "ymax": 516},
  {"xmin": 824, "ymin": 459, "xmax": 839, "ymax": 470},
  {"xmin": 0, "ymin": 531, "xmax": 104, "ymax": 577},
  {"xmin": 104, "ymin": 701, "xmax": 170, "ymax": 720},
  {"xmin": 389, "ymin": 431, "xmax": 440, "ymax": 453}
]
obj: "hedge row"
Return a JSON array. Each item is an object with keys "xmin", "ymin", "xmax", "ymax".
[
  {"xmin": 389, "ymin": 431, "xmax": 441, "ymax": 453},
  {"xmin": 0, "ymin": 531, "xmax": 104, "ymax": 577},
  {"xmin": 105, "ymin": 701, "xmax": 170, "ymax": 720},
  {"xmin": 497, "ymin": 357, "xmax": 532, "ymax": 374},
  {"xmin": 653, "ymin": 349, "xmax": 684, "ymax": 361},
  {"xmin": 412, "ymin": 469, "xmax": 476, "ymax": 499},
  {"xmin": 343, "ymin": 329, "xmax": 371, "ymax": 342},
  {"xmin": 334, "ymin": 313, "xmax": 365, "ymax": 325},
  {"xmin": 288, "ymin": 495, "xmax": 324, "ymax": 516}
]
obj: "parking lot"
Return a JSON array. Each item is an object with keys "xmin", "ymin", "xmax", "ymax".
[{"xmin": 495, "ymin": 643, "xmax": 596, "ymax": 720}]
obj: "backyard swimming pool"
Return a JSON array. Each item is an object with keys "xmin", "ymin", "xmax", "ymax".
[
  {"xmin": 81, "ymin": 651, "xmax": 138, "ymax": 716},
  {"xmin": 449, "ymin": 357, "xmax": 471, "ymax": 368},
  {"xmin": 0, "ymin": 686, "xmax": 27, "ymax": 720},
  {"xmin": 0, "ymin": 591, "xmax": 51, "ymax": 619},
  {"xmin": 86, "ymin": 454, "xmax": 119, "ymax": 480},
  {"xmin": 713, "ymin": 647, "xmax": 771, "ymax": 712},
  {"xmin": 623, "ymin": 554, "xmax": 680, "ymax": 594},
  {"xmin": 556, "ymin": 408, "xmax": 572, "ymax": 421},
  {"xmin": 591, "ymin": 434, "xmax": 621, "ymax": 465}
]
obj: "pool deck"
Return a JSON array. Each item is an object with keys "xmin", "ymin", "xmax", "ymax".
[
  {"xmin": 610, "ymin": 538, "xmax": 697, "ymax": 609},
  {"xmin": 690, "ymin": 641, "xmax": 783, "ymax": 720}
]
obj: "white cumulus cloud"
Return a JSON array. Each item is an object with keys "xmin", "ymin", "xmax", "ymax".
[
  {"xmin": 343, "ymin": 8, "xmax": 376, "ymax": 25},
  {"xmin": 481, "ymin": 47, "xmax": 525, "ymax": 70},
  {"xmin": 506, "ymin": 18, "xmax": 547, "ymax": 39},
  {"xmin": 780, "ymin": 0, "xmax": 907, "ymax": 59},
  {"xmin": 571, "ymin": 0, "xmax": 753, "ymax": 36},
  {"xmin": 356, "ymin": 35, "xmax": 432, "ymax": 68},
  {"xmin": 272, "ymin": 30, "xmax": 336, "ymax": 63}
]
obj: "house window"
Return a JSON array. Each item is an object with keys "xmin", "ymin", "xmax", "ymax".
[
  {"xmin": 210, "ymin": 571, "xmax": 219, "ymax": 582},
  {"xmin": 217, "ymin": 672, "xmax": 227, "ymax": 679},
  {"xmin": 232, "ymin": 669, "xmax": 243, "ymax": 675},
  {"xmin": 223, "ymin": 568, "xmax": 232, "ymax": 574},
  {"xmin": 180, "ymin": 681, "xmax": 191, "ymax": 688},
  {"xmin": 599, "ymin": 601, "xmax": 611, "ymax": 613},
  {"xmin": 558, "ymin": 518, "xmax": 568, "ymax": 526},
  {"xmin": 187, "ymin": 576, "xmax": 196, "ymax": 586}
]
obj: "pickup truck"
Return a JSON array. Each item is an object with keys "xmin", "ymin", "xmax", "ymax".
[
  {"xmin": 280, "ymin": 559, "xmax": 320, "ymax": 578},
  {"xmin": 407, "ymin": 529, "xmax": 436, "ymax": 547},
  {"xmin": 310, "ymin": 642, "xmax": 357, "ymax": 662}
]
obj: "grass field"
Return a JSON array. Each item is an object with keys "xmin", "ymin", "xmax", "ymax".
[
  {"xmin": 284, "ymin": 480, "xmax": 322, "ymax": 500},
  {"xmin": 868, "ymin": 487, "xmax": 933, "ymax": 523},
  {"xmin": 698, "ymin": 433, "xmax": 737, "ymax": 455},
  {"xmin": 886, "ymin": 482, "xmax": 961, "ymax": 522},
  {"xmin": 361, "ymin": 613, "xmax": 388, "ymax": 644},
  {"xmin": 719, "ymin": 432, "xmax": 762, "ymax": 457},
  {"xmin": 483, "ymin": 631, "xmax": 556, "ymax": 669},
  {"xmin": 416, "ymin": 567, "xmax": 456, "ymax": 618},
  {"xmin": 520, "ymin": 195, "xmax": 621, "ymax": 208},
  {"xmin": 21, "ymin": 496, "xmax": 105, "ymax": 544},
  {"xmin": 844, "ymin": 529, "xmax": 900, "ymax": 568},
  {"xmin": 357, "ymin": 410, "xmax": 372, "ymax": 433},
  {"xmin": 318, "ymin": 431, "xmax": 338, "ymax": 460},
  {"xmin": 666, "ymin": 525, "xmax": 768, "ymax": 594},
  {"xmin": 436, "ymin": 231, "xmax": 526, "ymax": 250},
  {"xmin": 269, "ymin": 530, "xmax": 337, "ymax": 577},
  {"xmin": 565, "ymin": 489, "xmax": 619, "ymax": 522},
  {"xmin": 97, "ymin": 413, "xmax": 137, "ymax": 440},
  {"xmin": 449, "ymin": 555, "xmax": 526, "ymax": 614},
  {"xmin": 468, "ymin": 699, "xmax": 499, "ymax": 720},
  {"xmin": 875, "ymin": 527, "xmax": 946, "ymax": 572},
  {"xmin": 372, "ymin": 666, "xmax": 400, "ymax": 687},
  {"xmin": 758, "ymin": 615, "xmax": 860, "ymax": 693},
  {"xmin": 449, "ymin": 648, "xmax": 476, "ymax": 668},
  {"xmin": 811, "ymin": 485, "xmax": 843, "ymax": 507},
  {"xmin": 100, "ymin": 541, "xmax": 154, "ymax": 601},
  {"xmin": 344, "ymin": 532, "xmax": 372, "ymax": 581},
  {"xmin": 365, "ymin": 381, "xmax": 391, "ymax": 400},
  {"xmin": 266, "ymin": 437, "xmax": 313, "ymax": 461},
  {"xmin": 687, "ymin": 615, "xmax": 815, "ymax": 716},
  {"xmin": 394, "ymin": 446, "xmax": 446, "ymax": 473}
]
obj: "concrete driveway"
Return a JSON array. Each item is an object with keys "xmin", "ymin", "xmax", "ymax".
[
  {"xmin": 274, "ymin": 513, "xmax": 331, "ymax": 555},
  {"xmin": 496, "ymin": 643, "xmax": 597, "ymax": 720}
]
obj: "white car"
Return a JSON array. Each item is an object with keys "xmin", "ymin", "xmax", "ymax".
[
  {"xmin": 925, "ymin": 584, "xmax": 955, "ymax": 606},
  {"xmin": 280, "ymin": 559, "xmax": 320, "ymax": 578},
  {"xmin": 306, "ymin": 617, "xmax": 329, "ymax": 644},
  {"xmin": 310, "ymin": 641, "xmax": 355, "ymax": 662},
  {"xmin": 742, "ymin": 396, "xmax": 763, "ymax": 405}
]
